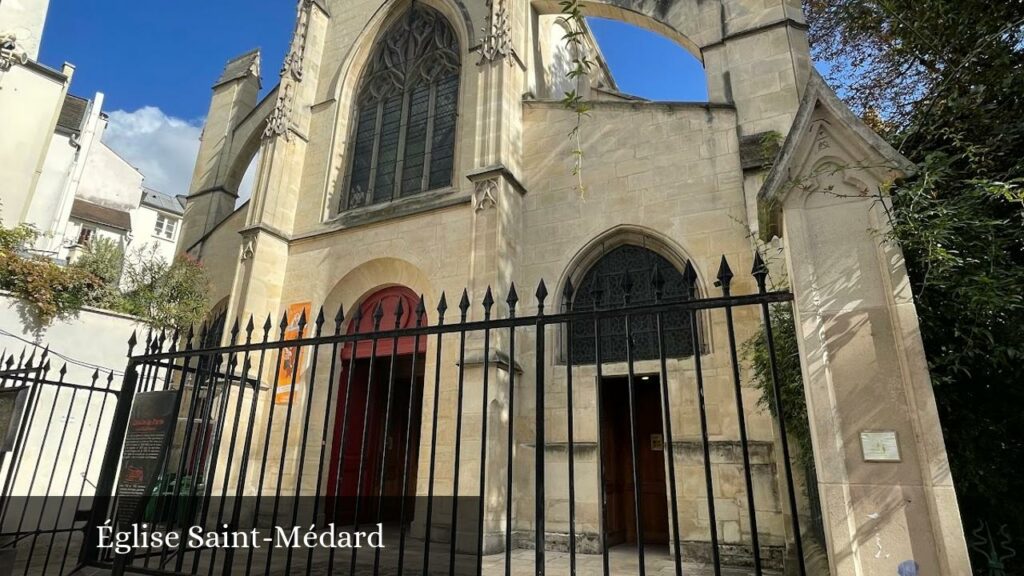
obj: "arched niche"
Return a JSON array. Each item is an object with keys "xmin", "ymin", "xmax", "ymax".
[
  {"xmin": 343, "ymin": 286, "xmax": 428, "ymax": 359},
  {"xmin": 556, "ymin": 225, "xmax": 711, "ymax": 363}
]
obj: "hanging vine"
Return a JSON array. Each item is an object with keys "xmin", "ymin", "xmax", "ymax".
[{"xmin": 557, "ymin": 1, "xmax": 593, "ymax": 196}]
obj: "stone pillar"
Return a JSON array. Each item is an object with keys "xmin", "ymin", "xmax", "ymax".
[
  {"xmin": 179, "ymin": 50, "xmax": 261, "ymax": 252},
  {"xmin": 765, "ymin": 88, "xmax": 972, "ymax": 575}
]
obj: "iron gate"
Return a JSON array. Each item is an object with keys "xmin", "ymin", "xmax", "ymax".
[
  {"xmin": 0, "ymin": 349, "xmax": 121, "ymax": 575},
  {"xmin": 73, "ymin": 251, "xmax": 814, "ymax": 576}
]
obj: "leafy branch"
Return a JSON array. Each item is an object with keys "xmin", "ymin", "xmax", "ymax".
[{"xmin": 557, "ymin": 0, "xmax": 593, "ymax": 196}]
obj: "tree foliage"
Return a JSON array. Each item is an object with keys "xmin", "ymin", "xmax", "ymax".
[
  {"xmin": 117, "ymin": 247, "xmax": 210, "ymax": 331},
  {"xmin": 0, "ymin": 221, "xmax": 209, "ymax": 332},
  {"xmin": 805, "ymin": 0, "xmax": 1024, "ymax": 570},
  {"xmin": 0, "ymin": 224, "xmax": 101, "ymax": 326}
]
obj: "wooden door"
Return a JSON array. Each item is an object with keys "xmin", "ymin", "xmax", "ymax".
[{"xmin": 600, "ymin": 376, "xmax": 669, "ymax": 545}]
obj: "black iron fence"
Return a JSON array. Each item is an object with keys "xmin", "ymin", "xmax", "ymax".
[
  {"xmin": 0, "ymin": 350, "xmax": 121, "ymax": 575},
  {"xmin": 65, "ymin": 251, "xmax": 815, "ymax": 576}
]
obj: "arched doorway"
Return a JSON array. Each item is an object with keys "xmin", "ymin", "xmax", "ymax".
[
  {"xmin": 568, "ymin": 243, "xmax": 696, "ymax": 548},
  {"xmin": 326, "ymin": 286, "xmax": 427, "ymax": 523}
]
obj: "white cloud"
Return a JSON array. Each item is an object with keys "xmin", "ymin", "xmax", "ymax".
[
  {"xmin": 102, "ymin": 107, "xmax": 202, "ymax": 196},
  {"xmin": 103, "ymin": 106, "xmax": 260, "ymax": 207}
]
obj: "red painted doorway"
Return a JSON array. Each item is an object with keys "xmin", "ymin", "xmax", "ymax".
[{"xmin": 326, "ymin": 287, "xmax": 427, "ymax": 524}]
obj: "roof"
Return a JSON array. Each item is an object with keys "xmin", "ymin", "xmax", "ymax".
[
  {"xmin": 56, "ymin": 94, "xmax": 89, "ymax": 134},
  {"xmin": 756, "ymin": 70, "xmax": 915, "ymax": 240},
  {"xmin": 140, "ymin": 188, "xmax": 185, "ymax": 216},
  {"xmin": 69, "ymin": 199, "xmax": 132, "ymax": 232},
  {"xmin": 214, "ymin": 49, "xmax": 261, "ymax": 89}
]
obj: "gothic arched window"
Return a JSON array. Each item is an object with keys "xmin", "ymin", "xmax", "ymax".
[
  {"xmin": 342, "ymin": 5, "xmax": 461, "ymax": 211},
  {"xmin": 570, "ymin": 245, "xmax": 695, "ymax": 364}
]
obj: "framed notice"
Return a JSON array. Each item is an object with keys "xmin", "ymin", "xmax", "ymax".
[
  {"xmin": 276, "ymin": 302, "xmax": 311, "ymax": 405},
  {"xmin": 860, "ymin": 430, "xmax": 901, "ymax": 462},
  {"xmin": 114, "ymin": 390, "xmax": 178, "ymax": 527},
  {"xmin": 0, "ymin": 387, "xmax": 29, "ymax": 452}
]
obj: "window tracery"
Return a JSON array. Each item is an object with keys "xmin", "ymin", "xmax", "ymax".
[
  {"xmin": 570, "ymin": 245, "xmax": 696, "ymax": 364},
  {"xmin": 343, "ymin": 5, "xmax": 461, "ymax": 211}
]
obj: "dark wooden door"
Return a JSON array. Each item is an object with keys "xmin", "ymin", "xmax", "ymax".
[{"xmin": 600, "ymin": 375, "xmax": 669, "ymax": 545}]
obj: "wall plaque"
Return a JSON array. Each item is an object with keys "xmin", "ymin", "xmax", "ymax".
[
  {"xmin": 860, "ymin": 430, "xmax": 901, "ymax": 462},
  {"xmin": 0, "ymin": 387, "xmax": 29, "ymax": 452}
]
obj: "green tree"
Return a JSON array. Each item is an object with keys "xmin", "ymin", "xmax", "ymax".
[
  {"xmin": 117, "ymin": 247, "xmax": 210, "ymax": 331},
  {"xmin": 71, "ymin": 237, "xmax": 124, "ymax": 306}
]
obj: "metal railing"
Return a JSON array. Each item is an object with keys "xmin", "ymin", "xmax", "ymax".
[{"xmin": 82, "ymin": 251, "xmax": 813, "ymax": 576}]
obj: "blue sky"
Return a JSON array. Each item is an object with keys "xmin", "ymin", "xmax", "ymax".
[{"xmin": 37, "ymin": 3, "xmax": 707, "ymax": 195}]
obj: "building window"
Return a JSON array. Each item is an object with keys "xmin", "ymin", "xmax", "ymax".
[
  {"xmin": 155, "ymin": 214, "xmax": 178, "ymax": 240},
  {"xmin": 570, "ymin": 245, "xmax": 695, "ymax": 364},
  {"xmin": 77, "ymin": 226, "xmax": 95, "ymax": 246},
  {"xmin": 341, "ymin": 5, "xmax": 461, "ymax": 212}
]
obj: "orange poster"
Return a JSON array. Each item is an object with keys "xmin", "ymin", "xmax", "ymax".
[{"xmin": 275, "ymin": 302, "xmax": 311, "ymax": 405}]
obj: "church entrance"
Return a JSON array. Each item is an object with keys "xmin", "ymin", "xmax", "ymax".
[
  {"xmin": 600, "ymin": 374, "xmax": 670, "ymax": 547},
  {"xmin": 326, "ymin": 286, "xmax": 427, "ymax": 524}
]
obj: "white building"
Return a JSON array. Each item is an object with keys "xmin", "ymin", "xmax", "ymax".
[{"xmin": 1, "ymin": 1, "xmax": 186, "ymax": 265}]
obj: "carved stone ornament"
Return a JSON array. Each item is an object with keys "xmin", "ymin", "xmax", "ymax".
[
  {"xmin": 263, "ymin": 0, "xmax": 313, "ymax": 141},
  {"xmin": 281, "ymin": 0, "xmax": 314, "ymax": 81},
  {"xmin": 263, "ymin": 82, "xmax": 295, "ymax": 140},
  {"xmin": 474, "ymin": 178, "xmax": 499, "ymax": 212},
  {"xmin": 479, "ymin": 0, "xmax": 512, "ymax": 64},
  {"xmin": 240, "ymin": 235, "xmax": 256, "ymax": 261},
  {"xmin": 0, "ymin": 33, "xmax": 29, "ymax": 71}
]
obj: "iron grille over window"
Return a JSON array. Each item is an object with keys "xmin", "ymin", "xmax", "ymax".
[
  {"xmin": 571, "ymin": 245, "xmax": 695, "ymax": 364},
  {"xmin": 343, "ymin": 5, "xmax": 460, "ymax": 212}
]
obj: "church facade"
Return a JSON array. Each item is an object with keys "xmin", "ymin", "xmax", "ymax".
[{"xmin": 178, "ymin": 1, "xmax": 971, "ymax": 574}]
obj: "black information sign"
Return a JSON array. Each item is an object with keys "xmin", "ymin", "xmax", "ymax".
[{"xmin": 114, "ymin": 390, "xmax": 177, "ymax": 528}]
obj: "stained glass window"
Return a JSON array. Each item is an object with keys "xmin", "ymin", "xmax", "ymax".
[
  {"xmin": 570, "ymin": 245, "xmax": 696, "ymax": 364},
  {"xmin": 343, "ymin": 5, "xmax": 461, "ymax": 211}
]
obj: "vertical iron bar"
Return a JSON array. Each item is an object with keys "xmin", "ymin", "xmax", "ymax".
[
  {"xmin": 534, "ymin": 280, "xmax": 548, "ymax": 576},
  {"xmin": 349, "ymin": 304, "xmax": 386, "ymax": 576},
  {"xmin": 308, "ymin": 307, "xmax": 345, "ymax": 576},
  {"xmin": 14, "ymin": 363, "xmax": 61, "ymax": 539},
  {"xmin": 624, "ymin": 314, "xmax": 646, "ymax": 576},
  {"xmin": 685, "ymin": 263, "xmax": 721, "ymax": 576},
  {"xmin": 421, "ymin": 294, "xmax": 448, "ymax": 576},
  {"xmin": 156, "ymin": 338, "xmax": 204, "ymax": 568},
  {"xmin": 265, "ymin": 314, "xmax": 307, "ymax": 576},
  {"xmin": 193, "ymin": 327, "xmax": 243, "ymax": 575},
  {"xmin": 0, "ymin": 357, "xmax": 47, "ymax": 526},
  {"xmin": 24, "ymin": 367, "xmax": 75, "ymax": 574},
  {"xmin": 288, "ymin": 312, "xmax": 325, "ymax": 574},
  {"xmin": 652, "ymin": 267, "xmax": 683, "ymax": 576},
  {"xmin": 503, "ymin": 285, "xmax": 518, "ymax": 576},
  {"xmin": 754, "ymin": 255, "xmax": 806, "ymax": 576},
  {"xmin": 222, "ymin": 316, "xmax": 273, "ymax": 576},
  {"xmin": 45, "ymin": 367, "xmax": 100, "ymax": 575},
  {"xmin": 373, "ymin": 303, "xmax": 404, "ymax": 575},
  {"xmin": 63, "ymin": 371, "xmax": 116, "ymax": 575},
  {"xmin": 244, "ymin": 316, "xmax": 289, "ymax": 576},
  {"xmin": 593, "ymin": 316, "xmax": 611, "ymax": 576},
  {"xmin": 448, "ymin": 291, "xmax": 471, "ymax": 576},
  {"xmin": 176, "ymin": 353, "xmax": 225, "ymax": 573},
  {"xmin": 327, "ymin": 310, "xmax": 362, "ymax": 576},
  {"xmin": 162, "ymin": 347, "xmax": 215, "ymax": 570},
  {"xmin": 718, "ymin": 257, "xmax": 762, "ymax": 575},
  {"xmin": 476, "ymin": 288, "xmax": 495, "ymax": 576},
  {"xmin": 209, "ymin": 320, "xmax": 256, "ymax": 576},
  {"xmin": 396, "ymin": 297, "xmax": 425, "ymax": 576},
  {"xmin": 562, "ymin": 282, "xmax": 577, "ymax": 576},
  {"xmin": 81, "ymin": 362, "xmax": 139, "ymax": 566}
]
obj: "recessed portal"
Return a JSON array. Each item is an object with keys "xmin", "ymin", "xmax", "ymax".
[{"xmin": 600, "ymin": 375, "xmax": 669, "ymax": 546}]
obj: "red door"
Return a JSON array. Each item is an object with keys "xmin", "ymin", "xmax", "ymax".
[{"xmin": 326, "ymin": 287, "xmax": 426, "ymax": 523}]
